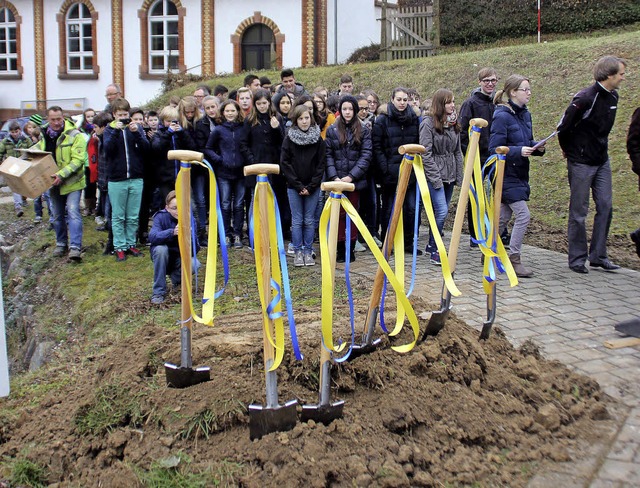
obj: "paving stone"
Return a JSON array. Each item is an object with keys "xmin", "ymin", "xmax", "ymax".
[{"xmin": 597, "ymin": 459, "xmax": 640, "ymax": 482}]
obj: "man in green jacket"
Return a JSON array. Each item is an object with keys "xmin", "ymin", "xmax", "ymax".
[{"xmin": 37, "ymin": 106, "xmax": 86, "ymax": 261}]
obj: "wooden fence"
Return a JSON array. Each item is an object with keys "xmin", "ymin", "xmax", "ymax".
[{"xmin": 379, "ymin": 1, "xmax": 439, "ymax": 61}]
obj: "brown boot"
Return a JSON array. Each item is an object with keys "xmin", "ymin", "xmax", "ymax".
[{"xmin": 509, "ymin": 253, "xmax": 533, "ymax": 278}]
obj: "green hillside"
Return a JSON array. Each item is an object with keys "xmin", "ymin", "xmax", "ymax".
[{"xmin": 153, "ymin": 29, "xmax": 640, "ymax": 237}]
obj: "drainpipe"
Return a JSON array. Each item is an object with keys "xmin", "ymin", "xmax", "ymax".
[{"xmin": 334, "ymin": 0, "xmax": 338, "ymax": 64}]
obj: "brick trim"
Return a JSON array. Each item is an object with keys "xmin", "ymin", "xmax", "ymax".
[
  {"xmin": 230, "ymin": 11, "xmax": 284, "ymax": 74},
  {"xmin": 201, "ymin": 0, "xmax": 214, "ymax": 76},
  {"xmin": 56, "ymin": 0, "xmax": 99, "ymax": 79},
  {"xmin": 33, "ymin": 0, "xmax": 46, "ymax": 110}
]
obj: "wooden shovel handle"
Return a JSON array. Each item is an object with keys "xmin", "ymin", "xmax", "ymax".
[
  {"xmin": 469, "ymin": 118, "xmax": 488, "ymax": 129},
  {"xmin": 244, "ymin": 163, "xmax": 280, "ymax": 176},
  {"xmin": 398, "ymin": 144, "xmax": 426, "ymax": 155},
  {"xmin": 321, "ymin": 181, "xmax": 355, "ymax": 193},
  {"xmin": 168, "ymin": 150, "xmax": 204, "ymax": 162},
  {"xmin": 495, "ymin": 146, "xmax": 509, "ymax": 155}
]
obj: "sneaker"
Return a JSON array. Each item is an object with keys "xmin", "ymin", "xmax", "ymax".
[
  {"xmin": 288, "ymin": 242, "xmax": 295, "ymax": 255},
  {"xmin": 372, "ymin": 236, "xmax": 383, "ymax": 248},
  {"xmin": 68, "ymin": 248, "xmax": 82, "ymax": 261},
  {"xmin": 304, "ymin": 252, "xmax": 315, "ymax": 266},
  {"xmin": 95, "ymin": 216, "xmax": 105, "ymax": 226},
  {"xmin": 96, "ymin": 224, "xmax": 108, "ymax": 232},
  {"xmin": 52, "ymin": 246, "xmax": 67, "ymax": 257},
  {"xmin": 33, "ymin": 215, "xmax": 42, "ymax": 224},
  {"xmin": 233, "ymin": 235, "xmax": 243, "ymax": 249},
  {"xmin": 430, "ymin": 251, "xmax": 441, "ymax": 266},
  {"xmin": 224, "ymin": 236, "xmax": 231, "ymax": 247},
  {"xmin": 151, "ymin": 295, "xmax": 165, "ymax": 304},
  {"xmin": 128, "ymin": 246, "xmax": 143, "ymax": 257},
  {"xmin": 15, "ymin": 208, "xmax": 23, "ymax": 218},
  {"xmin": 293, "ymin": 250, "xmax": 304, "ymax": 267},
  {"xmin": 354, "ymin": 241, "xmax": 366, "ymax": 252},
  {"xmin": 115, "ymin": 250, "xmax": 127, "ymax": 262}
]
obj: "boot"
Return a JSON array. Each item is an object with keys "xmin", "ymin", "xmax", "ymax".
[
  {"xmin": 509, "ymin": 253, "xmax": 533, "ymax": 278},
  {"xmin": 336, "ymin": 241, "xmax": 346, "ymax": 263},
  {"xmin": 348, "ymin": 239, "xmax": 356, "ymax": 263}
]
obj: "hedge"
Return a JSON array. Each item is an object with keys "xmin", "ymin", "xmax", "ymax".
[{"xmin": 399, "ymin": 0, "xmax": 640, "ymax": 45}]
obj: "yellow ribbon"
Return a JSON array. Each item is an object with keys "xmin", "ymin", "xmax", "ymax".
[
  {"xmin": 319, "ymin": 193, "xmax": 420, "ymax": 353},
  {"xmin": 412, "ymin": 155, "xmax": 461, "ymax": 297},
  {"xmin": 175, "ymin": 160, "xmax": 222, "ymax": 326},
  {"xmin": 468, "ymin": 154, "xmax": 519, "ymax": 293},
  {"xmin": 252, "ymin": 179, "xmax": 286, "ymax": 371}
]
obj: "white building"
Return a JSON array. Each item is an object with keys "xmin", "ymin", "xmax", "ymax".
[{"xmin": 0, "ymin": 0, "xmax": 382, "ymax": 118}]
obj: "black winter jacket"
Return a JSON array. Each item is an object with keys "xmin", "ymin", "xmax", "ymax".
[
  {"xmin": 102, "ymin": 123, "xmax": 150, "ymax": 182},
  {"xmin": 627, "ymin": 107, "xmax": 640, "ymax": 188},
  {"xmin": 557, "ymin": 82, "xmax": 619, "ymax": 166},
  {"xmin": 204, "ymin": 121, "xmax": 247, "ymax": 179},
  {"xmin": 240, "ymin": 113, "xmax": 284, "ymax": 165},
  {"xmin": 151, "ymin": 126, "xmax": 197, "ymax": 186},
  {"xmin": 280, "ymin": 128, "xmax": 326, "ymax": 193},
  {"xmin": 489, "ymin": 101, "xmax": 543, "ymax": 204},
  {"xmin": 371, "ymin": 103, "xmax": 419, "ymax": 186},
  {"xmin": 459, "ymin": 88, "xmax": 495, "ymax": 161},
  {"xmin": 325, "ymin": 122, "xmax": 372, "ymax": 190},
  {"xmin": 149, "ymin": 208, "xmax": 200, "ymax": 255}
]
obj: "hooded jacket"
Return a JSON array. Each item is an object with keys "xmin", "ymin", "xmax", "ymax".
[
  {"xmin": 489, "ymin": 101, "xmax": 542, "ymax": 204},
  {"xmin": 458, "ymin": 87, "xmax": 495, "ymax": 160},
  {"xmin": 419, "ymin": 115, "xmax": 463, "ymax": 189},
  {"xmin": 37, "ymin": 119, "xmax": 86, "ymax": 195},
  {"xmin": 204, "ymin": 120, "xmax": 247, "ymax": 179},
  {"xmin": 371, "ymin": 102, "xmax": 420, "ymax": 185},
  {"xmin": 102, "ymin": 121, "xmax": 150, "ymax": 182},
  {"xmin": 150, "ymin": 125, "xmax": 197, "ymax": 186}
]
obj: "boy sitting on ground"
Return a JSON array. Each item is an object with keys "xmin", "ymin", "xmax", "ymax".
[{"xmin": 148, "ymin": 190, "xmax": 199, "ymax": 304}]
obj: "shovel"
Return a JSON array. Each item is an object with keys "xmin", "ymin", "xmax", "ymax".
[
  {"xmin": 164, "ymin": 149, "xmax": 211, "ymax": 388},
  {"xmin": 301, "ymin": 181, "xmax": 353, "ymax": 425},
  {"xmin": 350, "ymin": 144, "xmax": 426, "ymax": 360},
  {"xmin": 422, "ymin": 118, "xmax": 488, "ymax": 339},
  {"xmin": 479, "ymin": 148, "xmax": 507, "ymax": 341},
  {"xmin": 244, "ymin": 163, "xmax": 298, "ymax": 440}
]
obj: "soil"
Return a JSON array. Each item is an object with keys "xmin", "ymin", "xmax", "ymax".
[{"xmin": 0, "ymin": 210, "xmax": 628, "ymax": 487}]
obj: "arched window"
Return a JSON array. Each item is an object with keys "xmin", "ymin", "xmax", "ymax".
[
  {"xmin": 241, "ymin": 24, "xmax": 275, "ymax": 71},
  {"xmin": 66, "ymin": 3, "xmax": 92, "ymax": 72},
  {"xmin": 148, "ymin": 0, "xmax": 178, "ymax": 73},
  {"xmin": 0, "ymin": 7, "xmax": 18, "ymax": 75}
]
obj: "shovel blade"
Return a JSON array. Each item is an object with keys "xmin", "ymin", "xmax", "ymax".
[
  {"xmin": 249, "ymin": 400, "xmax": 298, "ymax": 440},
  {"xmin": 164, "ymin": 363, "xmax": 211, "ymax": 389},
  {"xmin": 301, "ymin": 400, "xmax": 345, "ymax": 425},
  {"xmin": 614, "ymin": 318, "xmax": 640, "ymax": 338},
  {"xmin": 347, "ymin": 336, "xmax": 383, "ymax": 362},
  {"xmin": 422, "ymin": 308, "xmax": 450, "ymax": 340}
]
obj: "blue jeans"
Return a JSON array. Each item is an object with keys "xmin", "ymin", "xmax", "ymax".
[
  {"xmin": 50, "ymin": 187, "xmax": 83, "ymax": 250},
  {"xmin": 109, "ymin": 179, "xmax": 143, "ymax": 251},
  {"xmin": 426, "ymin": 181, "xmax": 454, "ymax": 252},
  {"xmin": 192, "ymin": 173, "xmax": 207, "ymax": 234},
  {"xmin": 288, "ymin": 187, "xmax": 319, "ymax": 252},
  {"xmin": 218, "ymin": 176, "xmax": 245, "ymax": 238},
  {"xmin": 34, "ymin": 190, "xmax": 52, "ymax": 220},
  {"xmin": 151, "ymin": 245, "xmax": 182, "ymax": 296}
]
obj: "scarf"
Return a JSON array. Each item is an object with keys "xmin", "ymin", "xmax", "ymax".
[
  {"xmin": 444, "ymin": 110, "xmax": 458, "ymax": 128},
  {"xmin": 387, "ymin": 101, "xmax": 412, "ymax": 125},
  {"xmin": 46, "ymin": 126, "xmax": 63, "ymax": 140},
  {"xmin": 287, "ymin": 124, "xmax": 321, "ymax": 146}
]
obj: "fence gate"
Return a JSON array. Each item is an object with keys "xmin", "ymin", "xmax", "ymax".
[{"xmin": 379, "ymin": 1, "xmax": 439, "ymax": 61}]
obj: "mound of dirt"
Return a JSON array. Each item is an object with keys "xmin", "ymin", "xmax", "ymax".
[{"xmin": 0, "ymin": 297, "xmax": 615, "ymax": 487}]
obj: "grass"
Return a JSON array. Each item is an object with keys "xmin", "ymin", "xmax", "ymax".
[
  {"xmin": 150, "ymin": 27, "xmax": 640, "ymax": 238},
  {"xmin": 74, "ymin": 382, "xmax": 148, "ymax": 435},
  {"xmin": 179, "ymin": 399, "xmax": 246, "ymax": 440},
  {"xmin": 133, "ymin": 453, "xmax": 246, "ymax": 488},
  {"xmin": 2, "ymin": 455, "xmax": 48, "ymax": 488}
]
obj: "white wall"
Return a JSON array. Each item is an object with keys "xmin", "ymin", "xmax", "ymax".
[
  {"xmin": 214, "ymin": 0, "xmax": 302, "ymax": 73},
  {"xmin": 327, "ymin": 0, "xmax": 380, "ymax": 64}
]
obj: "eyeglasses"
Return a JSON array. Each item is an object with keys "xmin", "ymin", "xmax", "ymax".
[
  {"xmin": 481, "ymin": 78, "xmax": 499, "ymax": 84},
  {"xmin": 358, "ymin": 106, "xmax": 369, "ymax": 111},
  {"xmin": 516, "ymin": 88, "xmax": 532, "ymax": 93}
]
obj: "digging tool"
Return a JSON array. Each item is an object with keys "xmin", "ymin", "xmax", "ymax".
[
  {"xmin": 479, "ymin": 147, "xmax": 507, "ymax": 341},
  {"xmin": 245, "ymin": 163, "xmax": 298, "ymax": 440},
  {"xmin": 422, "ymin": 118, "xmax": 488, "ymax": 339},
  {"xmin": 164, "ymin": 149, "xmax": 211, "ymax": 388},
  {"xmin": 301, "ymin": 181, "xmax": 353, "ymax": 425},
  {"xmin": 350, "ymin": 144, "xmax": 426, "ymax": 360}
]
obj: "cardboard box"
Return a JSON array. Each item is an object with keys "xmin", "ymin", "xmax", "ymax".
[{"xmin": 0, "ymin": 149, "xmax": 58, "ymax": 198}]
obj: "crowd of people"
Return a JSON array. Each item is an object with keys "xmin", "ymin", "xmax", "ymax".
[{"xmin": 1, "ymin": 55, "xmax": 637, "ymax": 304}]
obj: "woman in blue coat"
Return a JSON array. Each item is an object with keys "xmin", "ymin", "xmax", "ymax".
[
  {"xmin": 325, "ymin": 95, "xmax": 372, "ymax": 262},
  {"xmin": 489, "ymin": 74, "xmax": 545, "ymax": 277}
]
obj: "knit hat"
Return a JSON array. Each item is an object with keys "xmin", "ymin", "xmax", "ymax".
[
  {"xmin": 29, "ymin": 114, "xmax": 43, "ymax": 126},
  {"xmin": 338, "ymin": 95, "xmax": 358, "ymax": 122}
]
